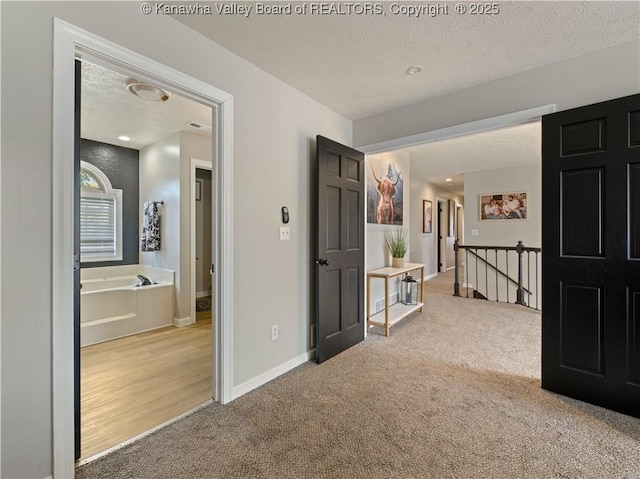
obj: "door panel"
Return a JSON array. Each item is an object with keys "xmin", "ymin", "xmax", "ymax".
[
  {"xmin": 560, "ymin": 118, "xmax": 606, "ymax": 156},
  {"xmin": 629, "ymin": 289, "xmax": 640, "ymax": 384},
  {"xmin": 316, "ymin": 136, "xmax": 365, "ymax": 363},
  {"xmin": 347, "ymin": 190, "xmax": 360, "ymax": 249},
  {"xmin": 561, "ymin": 168, "xmax": 604, "ymax": 257},
  {"xmin": 542, "ymin": 94, "xmax": 640, "ymax": 418},
  {"xmin": 346, "ymin": 268, "xmax": 361, "ymax": 328},
  {"xmin": 560, "ymin": 282, "xmax": 604, "ymax": 374},
  {"xmin": 630, "ymin": 163, "xmax": 640, "ymax": 258}
]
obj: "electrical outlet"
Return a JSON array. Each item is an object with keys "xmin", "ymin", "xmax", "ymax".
[
  {"xmin": 280, "ymin": 227, "xmax": 290, "ymax": 241},
  {"xmin": 271, "ymin": 324, "xmax": 279, "ymax": 341}
]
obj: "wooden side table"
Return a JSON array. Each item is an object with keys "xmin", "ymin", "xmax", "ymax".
[{"xmin": 367, "ymin": 263, "xmax": 425, "ymax": 336}]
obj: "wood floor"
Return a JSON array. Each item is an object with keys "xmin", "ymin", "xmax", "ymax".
[{"xmin": 80, "ymin": 311, "xmax": 212, "ymax": 460}]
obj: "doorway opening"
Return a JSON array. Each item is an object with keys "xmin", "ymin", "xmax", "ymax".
[
  {"xmin": 77, "ymin": 58, "xmax": 217, "ymax": 461},
  {"xmin": 53, "ymin": 19, "xmax": 234, "ymax": 477},
  {"xmin": 191, "ymin": 161, "xmax": 213, "ymax": 326},
  {"xmin": 437, "ymin": 199, "xmax": 446, "ymax": 272}
]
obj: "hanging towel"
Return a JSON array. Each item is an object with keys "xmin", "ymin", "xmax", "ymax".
[{"xmin": 141, "ymin": 201, "xmax": 161, "ymax": 251}]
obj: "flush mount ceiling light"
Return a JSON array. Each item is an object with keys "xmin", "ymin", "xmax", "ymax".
[
  {"xmin": 124, "ymin": 79, "xmax": 171, "ymax": 102},
  {"xmin": 118, "ymin": 136, "xmax": 130, "ymax": 142},
  {"xmin": 407, "ymin": 65, "xmax": 423, "ymax": 75},
  {"xmin": 445, "ymin": 178, "xmax": 453, "ymax": 182}
]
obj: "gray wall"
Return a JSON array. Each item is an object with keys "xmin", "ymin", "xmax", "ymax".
[
  {"xmin": 81, "ymin": 138, "xmax": 139, "ymax": 267},
  {"xmin": 409, "ymin": 180, "xmax": 463, "ymax": 277},
  {"xmin": 1, "ymin": 3, "xmax": 350, "ymax": 477}
]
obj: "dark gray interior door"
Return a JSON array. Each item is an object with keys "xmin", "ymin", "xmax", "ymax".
[
  {"xmin": 74, "ymin": 59, "xmax": 82, "ymax": 459},
  {"xmin": 315, "ymin": 136, "xmax": 365, "ymax": 364},
  {"xmin": 542, "ymin": 94, "xmax": 640, "ymax": 417}
]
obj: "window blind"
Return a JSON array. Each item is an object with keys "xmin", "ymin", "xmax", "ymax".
[{"xmin": 80, "ymin": 195, "xmax": 117, "ymax": 257}]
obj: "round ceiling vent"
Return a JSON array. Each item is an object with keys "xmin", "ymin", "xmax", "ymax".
[{"xmin": 124, "ymin": 79, "xmax": 171, "ymax": 102}]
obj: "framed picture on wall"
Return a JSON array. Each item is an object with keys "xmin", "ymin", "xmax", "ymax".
[
  {"xmin": 367, "ymin": 158, "xmax": 404, "ymax": 225},
  {"xmin": 423, "ymin": 200, "xmax": 432, "ymax": 233},
  {"xmin": 479, "ymin": 192, "xmax": 527, "ymax": 220}
]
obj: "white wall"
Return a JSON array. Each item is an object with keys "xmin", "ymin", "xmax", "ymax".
[
  {"xmin": 354, "ymin": 40, "xmax": 640, "ymax": 148},
  {"xmin": 139, "ymin": 133, "xmax": 182, "ymax": 318},
  {"xmin": 1, "ymin": 3, "xmax": 350, "ymax": 477},
  {"xmin": 365, "ymin": 150, "xmax": 411, "ymax": 312},
  {"xmin": 410, "ymin": 181, "xmax": 463, "ymax": 277},
  {"xmin": 464, "ymin": 164, "xmax": 541, "ymax": 249},
  {"xmin": 179, "ymin": 132, "xmax": 212, "ymax": 318}
]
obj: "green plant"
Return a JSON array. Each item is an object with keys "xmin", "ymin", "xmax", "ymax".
[{"xmin": 384, "ymin": 228, "xmax": 408, "ymax": 258}]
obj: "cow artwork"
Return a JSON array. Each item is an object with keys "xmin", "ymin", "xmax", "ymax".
[{"xmin": 367, "ymin": 160, "xmax": 404, "ymax": 225}]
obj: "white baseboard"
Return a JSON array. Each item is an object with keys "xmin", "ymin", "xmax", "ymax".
[
  {"xmin": 173, "ymin": 316, "xmax": 194, "ymax": 327},
  {"xmin": 196, "ymin": 290, "xmax": 211, "ymax": 298},
  {"xmin": 424, "ymin": 272, "xmax": 438, "ymax": 282},
  {"xmin": 232, "ymin": 350, "xmax": 314, "ymax": 400}
]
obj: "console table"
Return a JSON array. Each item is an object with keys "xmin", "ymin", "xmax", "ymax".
[{"xmin": 367, "ymin": 263, "xmax": 424, "ymax": 336}]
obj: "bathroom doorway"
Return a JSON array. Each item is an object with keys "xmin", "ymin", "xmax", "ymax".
[
  {"xmin": 76, "ymin": 58, "xmax": 215, "ymax": 461},
  {"xmin": 53, "ymin": 21, "xmax": 234, "ymax": 476}
]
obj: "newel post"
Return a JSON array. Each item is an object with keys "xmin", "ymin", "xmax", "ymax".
[
  {"xmin": 453, "ymin": 239, "xmax": 461, "ymax": 297},
  {"xmin": 515, "ymin": 240, "xmax": 526, "ymax": 306}
]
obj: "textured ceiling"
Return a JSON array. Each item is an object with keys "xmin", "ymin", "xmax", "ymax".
[
  {"xmin": 406, "ymin": 121, "xmax": 542, "ymax": 195},
  {"xmin": 81, "ymin": 61, "xmax": 212, "ymax": 149},
  {"xmin": 83, "ymin": 2, "xmax": 636, "ymax": 188},
  {"xmin": 174, "ymin": 1, "xmax": 639, "ymax": 120}
]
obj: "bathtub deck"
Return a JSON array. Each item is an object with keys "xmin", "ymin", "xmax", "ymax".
[{"xmin": 80, "ymin": 310, "xmax": 212, "ymax": 460}]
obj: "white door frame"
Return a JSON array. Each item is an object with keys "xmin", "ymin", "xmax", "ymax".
[
  {"xmin": 191, "ymin": 158, "xmax": 213, "ymax": 328},
  {"xmin": 52, "ymin": 19, "xmax": 234, "ymax": 478},
  {"xmin": 436, "ymin": 198, "xmax": 448, "ymax": 272}
]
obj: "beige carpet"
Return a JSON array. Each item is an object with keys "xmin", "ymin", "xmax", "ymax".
[{"xmin": 77, "ymin": 272, "xmax": 640, "ymax": 479}]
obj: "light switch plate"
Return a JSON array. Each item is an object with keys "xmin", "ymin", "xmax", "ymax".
[
  {"xmin": 280, "ymin": 227, "xmax": 290, "ymax": 241},
  {"xmin": 471, "ymin": 229, "xmax": 479, "ymax": 236}
]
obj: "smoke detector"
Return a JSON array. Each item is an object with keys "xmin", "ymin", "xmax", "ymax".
[{"xmin": 124, "ymin": 79, "xmax": 171, "ymax": 102}]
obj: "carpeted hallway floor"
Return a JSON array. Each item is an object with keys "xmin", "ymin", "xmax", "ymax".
[{"xmin": 77, "ymin": 271, "xmax": 640, "ymax": 479}]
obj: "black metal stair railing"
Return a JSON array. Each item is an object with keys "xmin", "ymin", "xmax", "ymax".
[{"xmin": 453, "ymin": 240, "xmax": 542, "ymax": 310}]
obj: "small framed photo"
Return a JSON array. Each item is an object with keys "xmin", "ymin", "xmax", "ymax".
[
  {"xmin": 480, "ymin": 192, "xmax": 527, "ymax": 221},
  {"xmin": 423, "ymin": 200, "xmax": 432, "ymax": 233},
  {"xmin": 195, "ymin": 180, "xmax": 202, "ymax": 201}
]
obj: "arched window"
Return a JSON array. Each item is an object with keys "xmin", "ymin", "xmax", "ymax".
[{"xmin": 80, "ymin": 161, "xmax": 123, "ymax": 262}]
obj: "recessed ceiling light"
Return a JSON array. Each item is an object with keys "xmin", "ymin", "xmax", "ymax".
[
  {"xmin": 445, "ymin": 178, "xmax": 453, "ymax": 182},
  {"xmin": 407, "ymin": 65, "xmax": 423, "ymax": 75},
  {"xmin": 124, "ymin": 79, "xmax": 171, "ymax": 102},
  {"xmin": 118, "ymin": 136, "xmax": 130, "ymax": 142}
]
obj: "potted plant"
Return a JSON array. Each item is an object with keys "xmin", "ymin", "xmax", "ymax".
[{"xmin": 385, "ymin": 227, "xmax": 408, "ymax": 268}]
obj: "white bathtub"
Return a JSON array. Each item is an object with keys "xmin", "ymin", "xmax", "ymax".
[{"xmin": 80, "ymin": 265, "xmax": 174, "ymax": 346}]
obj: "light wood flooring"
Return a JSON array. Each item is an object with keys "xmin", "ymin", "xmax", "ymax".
[{"xmin": 80, "ymin": 310, "xmax": 212, "ymax": 460}]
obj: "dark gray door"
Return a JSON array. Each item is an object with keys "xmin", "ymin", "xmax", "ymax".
[
  {"xmin": 315, "ymin": 136, "xmax": 365, "ymax": 363},
  {"xmin": 74, "ymin": 59, "xmax": 82, "ymax": 459},
  {"xmin": 542, "ymin": 94, "xmax": 640, "ymax": 417}
]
